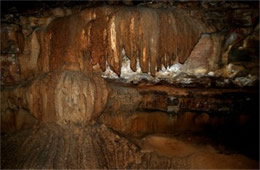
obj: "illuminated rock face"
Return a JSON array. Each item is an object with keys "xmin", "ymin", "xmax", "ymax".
[
  {"xmin": 1, "ymin": 71, "xmax": 109, "ymax": 125},
  {"xmin": 1, "ymin": 3, "xmax": 259, "ymax": 169},
  {"xmin": 2, "ymin": 5, "xmax": 258, "ymax": 86},
  {"xmin": 1, "ymin": 6, "xmax": 217, "ymax": 85}
]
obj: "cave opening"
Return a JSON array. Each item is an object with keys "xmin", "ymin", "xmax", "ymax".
[{"xmin": 1, "ymin": 1, "xmax": 259, "ymax": 169}]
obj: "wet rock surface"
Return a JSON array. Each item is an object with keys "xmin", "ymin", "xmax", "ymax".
[
  {"xmin": 1, "ymin": 71, "xmax": 108, "ymax": 126},
  {"xmin": 1, "ymin": 1, "xmax": 259, "ymax": 87},
  {"xmin": 1, "ymin": 1, "xmax": 259, "ymax": 169},
  {"xmin": 1, "ymin": 5, "xmax": 211, "ymax": 85},
  {"xmin": 2, "ymin": 122, "xmax": 258, "ymax": 169}
]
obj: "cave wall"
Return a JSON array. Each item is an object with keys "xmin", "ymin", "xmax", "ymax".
[
  {"xmin": 1, "ymin": 6, "xmax": 214, "ymax": 84},
  {"xmin": 1, "ymin": 2, "xmax": 259, "ymax": 87},
  {"xmin": 1, "ymin": 0, "xmax": 259, "ymax": 134},
  {"xmin": 0, "ymin": 1, "xmax": 259, "ymax": 169}
]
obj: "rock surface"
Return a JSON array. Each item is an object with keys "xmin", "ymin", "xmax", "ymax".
[
  {"xmin": 1, "ymin": 5, "xmax": 217, "ymax": 85},
  {"xmin": 1, "ymin": 1, "xmax": 259, "ymax": 169},
  {"xmin": 2, "ymin": 122, "xmax": 258, "ymax": 169},
  {"xmin": 100, "ymin": 84, "xmax": 259, "ymax": 136},
  {"xmin": 1, "ymin": 71, "xmax": 108, "ymax": 126},
  {"xmin": 1, "ymin": 2, "xmax": 258, "ymax": 86}
]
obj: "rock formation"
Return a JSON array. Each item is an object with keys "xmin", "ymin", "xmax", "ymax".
[
  {"xmin": 1, "ymin": 1, "xmax": 259, "ymax": 169},
  {"xmin": 1, "ymin": 6, "xmax": 219, "ymax": 85}
]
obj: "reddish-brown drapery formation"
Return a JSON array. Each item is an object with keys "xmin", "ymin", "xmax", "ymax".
[
  {"xmin": 80, "ymin": 7, "xmax": 206, "ymax": 76},
  {"xmin": 1, "ymin": 2, "xmax": 258, "ymax": 169},
  {"xmin": 1, "ymin": 6, "xmax": 210, "ymax": 85}
]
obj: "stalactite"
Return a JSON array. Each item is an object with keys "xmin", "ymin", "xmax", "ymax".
[
  {"xmin": 36, "ymin": 29, "xmax": 50, "ymax": 73},
  {"xmin": 118, "ymin": 10, "xmax": 131, "ymax": 61},
  {"xmin": 1, "ymin": 6, "xmax": 216, "ymax": 85},
  {"xmin": 48, "ymin": 17, "xmax": 71, "ymax": 71},
  {"xmin": 173, "ymin": 9, "xmax": 202, "ymax": 64},
  {"xmin": 89, "ymin": 10, "xmax": 108, "ymax": 68},
  {"xmin": 107, "ymin": 15, "xmax": 121, "ymax": 75},
  {"xmin": 47, "ymin": 15, "xmax": 88, "ymax": 72},
  {"xmin": 139, "ymin": 9, "xmax": 150, "ymax": 73},
  {"xmin": 129, "ymin": 10, "xmax": 139, "ymax": 72},
  {"xmin": 148, "ymin": 10, "xmax": 159, "ymax": 76},
  {"xmin": 166, "ymin": 12, "xmax": 177, "ymax": 67}
]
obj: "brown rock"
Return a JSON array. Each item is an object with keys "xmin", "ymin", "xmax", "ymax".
[
  {"xmin": 138, "ymin": 92, "xmax": 168, "ymax": 111},
  {"xmin": 0, "ymin": 24, "xmax": 23, "ymax": 84},
  {"xmin": 1, "ymin": 6, "xmax": 214, "ymax": 85},
  {"xmin": 195, "ymin": 113, "xmax": 210, "ymax": 126},
  {"xmin": 105, "ymin": 83, "xmax": 142, "ymax": 113},
  {"xmin": 182, "ymin": 35, "xmax": 213, "ymax": 75},
  {"xmin": 1, "ymin": 71, "xmax": 109, "ymax": 125},
  {"xmin": 19, "ymin": 30, "xmax": 40, "ymax": 79},
  {"xmin": 1, "ymin": 108, "xmax": 38, "ymax": 133},
  {"xmin": 1, "ymin": 109, "xmax": 16, "ymax": 133},
  {"xmin": 2, "ymin": 122, "xmax": 257, "ymax": 169}
]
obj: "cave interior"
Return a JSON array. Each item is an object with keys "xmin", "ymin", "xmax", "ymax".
[{"xmin": 0, "ymin": 0, "xmax": 259, "ymax": 169}]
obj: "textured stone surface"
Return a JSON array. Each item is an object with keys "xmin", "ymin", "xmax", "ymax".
[
  {"xmin": 1, "ymin": 3, "xmax": 258, "ymax": 86},
  {"xmin": 100, "ymin": 84, "xmax": 258, "ymax": 136},
  {"xmin": 1, "ymin": 2, "xmax": 259, "ymax": 169},
  {"xmin": 0, "ymin": 123, "xmax": 189, "ymax": 169},
  {"xmin": 2, "ymin": 123, "xmax": 258, "ymax": 169},
  {"xmin": 1, "ymin": 6, "xmax": 217, "ymax": 85},
  {"xmin": 1, "ymin": 71, "xmax": 109, "ymax": 125},
  {"xmin": 182, "ymin": 35, "xmax": 213, "ymax": 75},
  {"xmin": 1, "ymin": 108, "xmax": 38, "ymax": 133}
]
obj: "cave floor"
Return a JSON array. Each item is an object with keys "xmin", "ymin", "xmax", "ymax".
[
  {"xmin": 1, "ymin": 121, "xmax": 259, "ymax": 169},
  {"xmin": 135, "ymin": 133, "xmax": 259, "ymax": 169}
]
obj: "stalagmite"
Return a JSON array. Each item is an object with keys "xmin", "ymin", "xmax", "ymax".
[
  {"xmin": 1, "ymin": 71, "xmax": 109, "ymax": 125},
  {"xmin": 1, "ymin": 2, "xmax": 259, "ymax": 169}
]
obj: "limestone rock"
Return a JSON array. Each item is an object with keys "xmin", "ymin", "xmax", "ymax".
[
  {"xmin": 1, "ymin": 6, "xmax": 217, "ymax": 85},
  {"xmin": 105, "ymin": 83, "xmax": 142, "ymax": 113},
  {"xmin": 0, "ymin": 24, "xmax": 23, "ymax": 85},
  {"xmin": 2, "ymin": 122, "xmax": 258, "ymax": 169},
  {"xmin": 182, "ymin": 35, "xmax": 213, "ymax": 76},
  {"xmin": 1, "ymin": 122, "xmax": 191, "ymax": 169},
  {"xmin": 1, "ymin": 71, "xmax": 109, "ymax": 125},
  {"xmin": 1, "ymin": 108, "xmax": 38, "ymax": 133}
]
